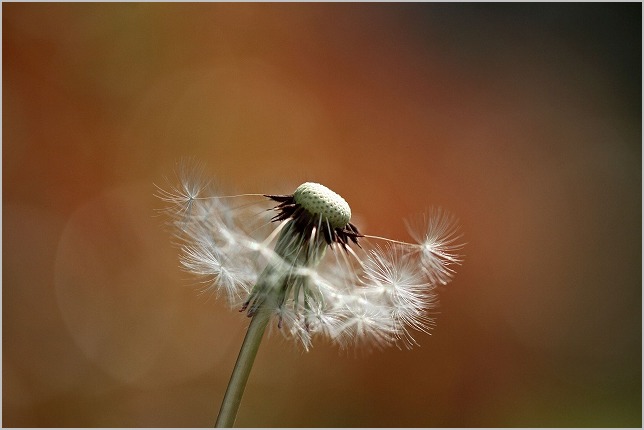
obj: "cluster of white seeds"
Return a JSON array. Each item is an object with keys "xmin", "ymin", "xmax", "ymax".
[{"xmin": 157, "ymin": 165, "xmax": 463, "ymax": 351}]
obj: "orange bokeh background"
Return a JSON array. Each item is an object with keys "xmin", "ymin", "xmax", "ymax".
[{"xmin": 3, "ymin": 3, "xmax": 641, "ymax": 427}]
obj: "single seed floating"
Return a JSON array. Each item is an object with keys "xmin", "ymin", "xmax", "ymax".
[{"xmin": 293, "ymin": 182, "xmax": 351, "ymax": 229}]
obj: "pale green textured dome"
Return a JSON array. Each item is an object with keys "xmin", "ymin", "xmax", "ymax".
[{"xmin": 293, "ymin": 182, "xmax": 351, "ymax": 229}]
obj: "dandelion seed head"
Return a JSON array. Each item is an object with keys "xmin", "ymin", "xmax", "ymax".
[
  {"xmin": 293, "ymin": 182, "xmax": 351, "ymax": 229},
  {"xmin": 157, "ymin": 162, "xmax": 464, "ymax": 351}
]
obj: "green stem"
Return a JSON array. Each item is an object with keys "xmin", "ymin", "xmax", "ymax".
[{"xmin": 215, "ymin": 311, "xmax": 270, "ymax": 428}]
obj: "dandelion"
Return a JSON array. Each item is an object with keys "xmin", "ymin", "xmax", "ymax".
[{"xmin": 156, "ymin": 162, "xmax": 464, "ymax": 427}]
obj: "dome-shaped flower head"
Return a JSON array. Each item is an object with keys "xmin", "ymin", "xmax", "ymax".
[{"xmin": 157, "ymin": 163, "xmax": 464, "ymax": 351}]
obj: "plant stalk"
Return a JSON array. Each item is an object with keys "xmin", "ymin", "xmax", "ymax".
[{"xmin": 215, "ymin": 310, "xmax": 270, "ymax": 427}]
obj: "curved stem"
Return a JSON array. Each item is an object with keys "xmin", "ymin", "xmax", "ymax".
[{"xmin": 215, "ymin": 311, "xmax": 270, "ymax": 428}]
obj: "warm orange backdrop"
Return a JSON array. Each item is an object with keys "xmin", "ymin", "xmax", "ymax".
[{"xmin": 3, "ymin": 3, "xmax": 641, "ymax": 427}]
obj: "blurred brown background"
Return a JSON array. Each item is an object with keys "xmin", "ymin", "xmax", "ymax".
[{"xmin": 3, "ymin": 3, "xmax": 641, "ymax": 427}]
